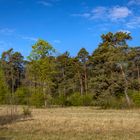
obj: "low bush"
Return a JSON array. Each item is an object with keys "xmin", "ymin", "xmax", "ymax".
[
  {"xmin": 82, "ymin": 94, "xmax": 93, "ymax": 106},
  {"xmin": 68, "ymin": 93, "xmax": 83, "ymax": 106},
  {"xmin": 54, "ymin": 94, "xmax": 70, "ymax": 106},
  {"xmin": 15, "ymin": 87, "xmax": 30, "ymax": 105},
  {"xmin": 96, "ymin": 93, "xmax": 128, "ymax": 109},
  {"xmin": 22, "ymin": 107, "xmax": 32, "ymax": 117},
  {"xmin": 53, "ymin": 93, "xmax": 94, "ymax": 107},
  {"xmin": 30, "ymin": 90, "xmax": 44, "ymax": 108},
  {"xmin": 129, "ymin": 90, "xmax": 140, "ymax": 107}
]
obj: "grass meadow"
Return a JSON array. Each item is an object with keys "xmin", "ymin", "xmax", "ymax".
[{"xmin": 0, "ymin": 106, "xmax": 140, "ymax": 140}]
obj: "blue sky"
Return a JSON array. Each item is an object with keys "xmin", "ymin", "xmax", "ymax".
[{"xmin": 0, "ymin": 0, "xmax": 140, "ymax": 57}]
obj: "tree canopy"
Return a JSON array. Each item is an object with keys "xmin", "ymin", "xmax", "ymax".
[{"xmin": 0, "ymin": 32, "xmax": 140, "ymax": 108}]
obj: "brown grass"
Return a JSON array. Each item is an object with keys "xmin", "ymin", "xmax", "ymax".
[{"xmin": 0, "ymin": 106, "xmax": 140, "ymax": 140}]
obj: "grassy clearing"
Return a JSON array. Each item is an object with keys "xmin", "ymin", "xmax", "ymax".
[{"xmin": 0, "ymin": 106, "xmax": 140, "ymax": 140}]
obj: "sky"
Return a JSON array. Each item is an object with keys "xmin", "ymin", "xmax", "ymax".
[{"xmin": 0, "ymin": 0, "xmax": 140, "ymax": 57}]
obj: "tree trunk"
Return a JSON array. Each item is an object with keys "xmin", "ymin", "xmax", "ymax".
[
  {"xmin": 84, "ymin": 64, "xmax": 88, "ymax": 95},
  {"xmin": 78, "ymin": 71, "xmax": 83, "ymax": 95},
  {"xmin": 80, "ymin": 78, "xmax": 83, "ymax": 95},
  {"xmin": 120, "ymin": 64, "xmax": 131, "ymax": 107},
  {"xmin": 43, "ymin": 82, "xmax": 47, "ymax": 108},
  {"xmin": 11, "ymin": 66, "xmax": 16, "ymax": 118},
  {"xmin": 137, "ymin": 65, "xmax": 140, "ymax": 84},
  {"xmin": 62, "ymin": 68, "xmax": 66, "ymax": 96}
]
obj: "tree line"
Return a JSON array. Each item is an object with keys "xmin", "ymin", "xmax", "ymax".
[{"xmin": 0, "ymin": 32, "xmax": 140, "ymax": 108}]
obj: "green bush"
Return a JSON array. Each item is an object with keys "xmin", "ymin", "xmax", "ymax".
[
  {"xmin": 54, "ymin": 94, "xmax": 70, "ymax": 106},
  {"xmin": 15, "ymin": 87, "xmax": 30, "ymax": 105},
  {"xmin": 0, "ymin": 86, "xmax": 8, "ymax": 104},
  {"xmin": 30, "ymin": 89, "xmax": 44, "ymax": 108},
  {"xmin": 54, "ymin": 93, "xmax": 94, "ymax": 107},
  {"xmin": 129, "ymin": 90, "xmax": 140, "ymax": 107},
  {"xmin": 68, "ymin": 93, "xmax": 83, "ymax": 106},
  {"xmin": 0, "ymin": 68, "xmax": 8, "ymax": 104},
  {"xmin": 82, "ymin": 94, "xmax": 93, "ymax": 106},
  {"xmin": 96, "ymin": 93, "xmax": 128, "ymax": 109},
  {"xmin": 45, "ymin": 94, "xmax": 54, "ymax": 107}
]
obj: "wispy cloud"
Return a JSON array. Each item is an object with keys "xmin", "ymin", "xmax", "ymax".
[
  {"xmin": 72, "ymin": 6, "xmax": 137, "ymax": 31},
  {"xmin": 90, "ymin": 6, "xmax": 107, "ymax": 19},
  {"xmin": 37, "ymin": 0, "xmax": 60, "ymax": 7},
  {"xmin": 72, "ymin": 6, "xmax": 132, "ymax": 21},
  {"xmin": 0, "ymin": 28, "xmax": 15, "ymax": 35},
  {"xmin": 71, "ymin": 13, "xmax": 91, "ymax": 18},
  {"xmin": 0, "ymin": 28, "xmax": 37, "ymax": 42},
  {"xmin": 126, "ymin": 16, "xmax": 140, "ymax": 28},
  {"xmin": 128, "ymin": 0, "xmax": 140, "ymax": 6},
  {"xmin": 109, "ymin": 7, "xmax": 132, "ymax": 20},
  {"xmin": 20, "ymin": 35, "xmax": 38, "ymax": 42},
  {"xmin": 53, "ymin": 39, "xmax": 61, "ymax": 44},
  {"xmin": 37, "ymin": 1, "xmax": 52, "ymax": 6}
]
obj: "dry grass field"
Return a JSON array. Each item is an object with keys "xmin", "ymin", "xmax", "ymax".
[{"xmin": 0, "ymin": 106, "xmax": 140, "ymax": 140}]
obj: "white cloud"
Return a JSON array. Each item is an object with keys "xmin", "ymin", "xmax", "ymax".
[
  {"xmin": 72, "ymin": 7, "xmax": 106, "ymax": 19},
  {"xmin": 91, "ymin": 6, "xmax": 107, "ymax": 19},
  {"xmin": 128, "ymin": 0, "xmax": 140, "ymax": 6},
  {"xmin": 109, "ymin": 7, "xmax": 132, "ymax": 20},
  {"xmin": 0, "ymin": 28, "xmax": 38, "ymax": 42},
  {"xmin": 72, "ymin": 6, "xmax": 132, "ymax": 21},
  {"xmin": 53, "ymin": 40, "xmax": 61, "ymax": 44},
  {"xmin": 126, "ymin": 16, "xmax": 140, "ymax": 28},
  {"xmin": 0, "ymin": 28, "xmax": 15, "ymax": 35},
  {"xmin": 72, "ymin": 6, "xmax": 136, "ymax": 32},
  {"xmin": 20, "ymin": 36, "xmax": 38, "ymax": 41},
  {"xmin": 37, "ymin": 0, "xmax": 60, "ymax": 7},
  {"xmin": 71, "ymin": 13, "xmax": 91, "ymax": 18},
  {"xmin": 37, "ymin": 1, "xmax": 52, "ymax": 6}
]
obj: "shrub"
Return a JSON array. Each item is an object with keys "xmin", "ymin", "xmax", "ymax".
[
  {"xmin": 0, "ymin": 86, "xmax": 8, "ymax": 104},
  {"xmin": 55, "ymin": 94, "xmax": 70, "ymax": 106},
  {"xmin": 68, "ymin": 93, "xmax": 83, "ymax": 106},
  {"xmin": 45, "ymin": 94, "xmax": 54, "ymax": 107},
  {"xmin": 15, "ymin": 87, "xmax": 30, "ymax": 105},
  {"xmin": 129, "ymin": 90, "xmax": 140, "ymax": 107},
  {"xmin": 82, "ymin": 94, "xmax": 93, "ymax": 106},
  {"xmin": 96, "ymin": 93, "xmax": 128, "ymax": 109},
  {"xmin": 23, "ymin": 107, "xmax": 32, "ymax": 117},
  {"xmin": 55, "ymin": 93, "xmax": 94, "ymax": 107},
  {"xmin": 0, "ymin": 68, "xmax": 9, "ymax": 104},
  {"xmin": 30, "ymin": 89, "xmax": 44, "ymax": 108}
]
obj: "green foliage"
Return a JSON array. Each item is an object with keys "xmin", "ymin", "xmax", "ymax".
[
  {"xmin": 55, "ymin": 94, "xmax": 69, "ymax": 106},
  {"xmin": 1, "ymin": 48, "xmax": 25, "ymax": 92},
  {"xmin": 45, "ymin": 94, "xmax": 54, "ymax": 106},
  {"xmin": 30, "ymin": 89, "xmax": 44, "ymax": 108},
  {"xmin": 28, "ymin": 39, "xmax": 55, "ymax": 60},
  {"xmin": 82, "ymin": 94, "xmax": 93, "ymax": 106},
  {"xmin": 50, "ymin": 93, "xmax": 94, "ymax": 107},
  {"xmin": 67, "ymin": 93, "xmax": 93, "ymax": 106},
  {"xmin": 96, "ymin": 93, "xmax": 128, "ymax": 109},
  {"xmin": 77, "ymin": 48, "xmax": 89, "ymax": 64},
  {"xmin": 0, "ymin": 67, "xmax": 8, "ymax": 104},
  {"xmin": 100, "ymin": 32, "xmax": 132, "ymax": 47},
  {"xmin": 68, "ymin": 93, "xmax": 83, "ymax": 106},
  {"xmin": 1, "ymin": 33, "xmax": 140, "ymax": 109},
  {"xmin": 129, "ymin": 91, "xmax": 140, "ymax": 107},
  {"xmin": 15, "ymin": 87, "xmax": 30, "ymax": 105},
  {"xmin": 27, "ymin": 40, "xmax": 57, "ymax": 108}
]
